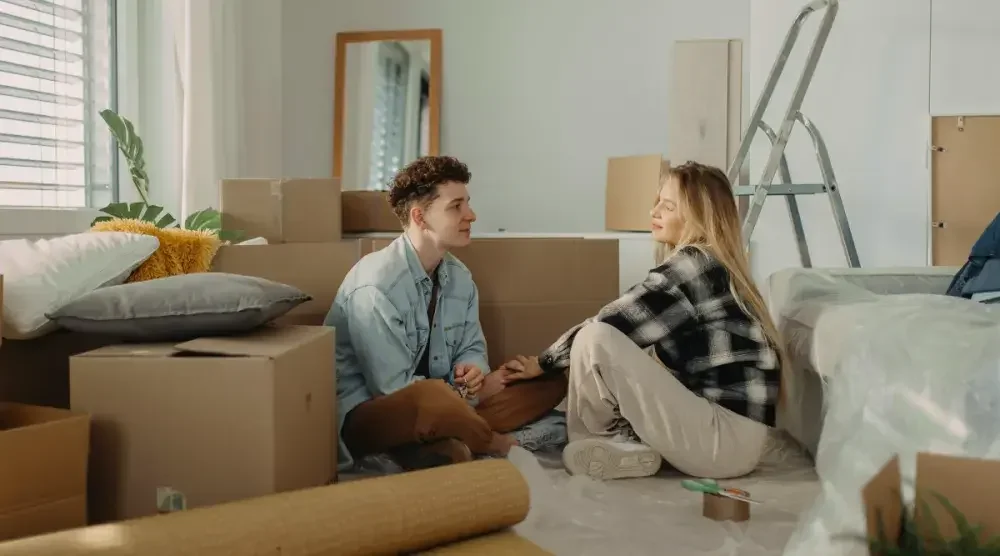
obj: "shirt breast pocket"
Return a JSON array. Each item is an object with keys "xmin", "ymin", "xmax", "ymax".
[{"xmin": 443, "ymin": 322, "xmax": 465, "ymax": 349}]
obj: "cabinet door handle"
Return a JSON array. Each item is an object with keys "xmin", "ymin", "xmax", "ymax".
[{"xmin": 932, "ymin": 221, "xmax": 947, "ymax": 229}]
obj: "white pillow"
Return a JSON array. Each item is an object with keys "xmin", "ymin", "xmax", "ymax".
[{"xmin": 0, "ymin": 232, "xmax": 160, "ymax": 339}]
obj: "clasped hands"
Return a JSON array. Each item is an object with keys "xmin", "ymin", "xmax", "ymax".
[{"xmin": 453, "ymin": 355, "xmax": 544, "ymax": 401}]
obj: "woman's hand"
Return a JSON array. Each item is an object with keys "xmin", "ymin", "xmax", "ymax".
[{"xmin": 500, "ymin": 355, "xmax": 543, "ymax": 382}]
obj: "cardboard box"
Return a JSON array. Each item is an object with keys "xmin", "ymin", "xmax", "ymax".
[
  {"xmin": 342, "ymin": 191, "xmax": 402, "ymax": 233},
  {"xmin": 211, "ymin": 241, "xmax": 361, "ymax": 325},
  {"xmin": 364, "ymin": 238, "xmax": 620, "ymax": 368},
  {"xmin": 69, "ymin": 325, "xmax": 335, "ymax": 524},
  {"xmin": 0, "ymin": 403, "xmax": 89, "ymax": 541},
  {"xmin": 605, "ymin": 155, "xmax": 670, "ymax": 232},
  {"xmin": 221, "ymin": 178, "xmax": 342, "ymax": 243},
  {"xmin": 862, "ymin": 453, "xmax": 1000, "ymax": 550}
]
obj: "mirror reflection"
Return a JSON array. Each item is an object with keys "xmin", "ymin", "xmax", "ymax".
[{"xmin": 342, "ymin": 40, "xmax": 431, "ymax": 191}]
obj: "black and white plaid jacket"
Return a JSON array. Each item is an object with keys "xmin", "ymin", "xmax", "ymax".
[{"xmin": 538, "ymin": 245, "xmax": 781, "ymax": 427}]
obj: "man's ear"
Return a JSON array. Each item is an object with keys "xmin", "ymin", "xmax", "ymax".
[{"xmin": 409, "ymin": 204, "xmax": 425, "ymax": 229}]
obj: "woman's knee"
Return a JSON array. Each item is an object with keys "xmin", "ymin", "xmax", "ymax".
[
  {"xmin": 575, "ymin": 321, "xmax": 621, "ymax": 347},
  {"xmin": 570, "ymin": 322, "xmax": 626, "ymax": 366}
]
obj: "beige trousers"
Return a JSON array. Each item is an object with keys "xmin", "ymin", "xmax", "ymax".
[{"xmin": 567, "ymin": 322, "xmax": 768, "ymax": 479}]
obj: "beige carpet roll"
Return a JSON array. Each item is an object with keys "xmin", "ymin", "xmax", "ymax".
[{"xmin": 0, "ymin": 459, "xmax": 533, "ymax": 556}]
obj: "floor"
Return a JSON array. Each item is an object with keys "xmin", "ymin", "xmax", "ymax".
[{"xmin": 509, "ymin": 433, "xmax": 820, "ymax": 555}]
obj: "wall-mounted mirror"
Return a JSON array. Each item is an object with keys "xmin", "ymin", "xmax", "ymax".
[{"xmin": 333, "ymin": 29, "xmax": 442, "ymax": 191}]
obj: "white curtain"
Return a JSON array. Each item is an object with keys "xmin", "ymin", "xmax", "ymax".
[{"xmin": 162, "ymin": 0, "xmax": 244, "ymax": 221}]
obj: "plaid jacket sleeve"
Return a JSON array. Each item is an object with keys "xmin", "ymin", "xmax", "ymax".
[{"xmin": 538, "ymin": 247, "xmax": 710, "ymax": 374}]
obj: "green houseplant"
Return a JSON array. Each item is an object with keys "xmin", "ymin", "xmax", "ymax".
[
  {"xmin": 835, "ymin": 489, "xmax": 1000, "ymax": 555},
  {"xmin": 93, "ymin": 109, "xmax": 242, "ymax": 242}
]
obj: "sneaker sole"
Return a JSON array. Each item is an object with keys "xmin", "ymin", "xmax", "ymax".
[{"xmin": 562, "ymin": 438, "xmax": 662, "ymax": 480}]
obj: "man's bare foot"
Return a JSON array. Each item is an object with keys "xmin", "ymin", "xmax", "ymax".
[{"xmin": 487, "ymin": 433, "xmax": 518, "ymax": 456}]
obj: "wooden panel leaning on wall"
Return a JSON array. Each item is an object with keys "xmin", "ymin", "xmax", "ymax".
[{"xmin": 931, "ymin": 115, "xmax": 1000, "ymax": 266}]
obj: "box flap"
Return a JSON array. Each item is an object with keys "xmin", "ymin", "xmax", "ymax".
[
  {"xmin": 861, "ymin": 455, "xmax": 903, "ymax": 546},
  {"xmin": 913, "ymin": 452, "xmax": 1000, "ymax": 542},
  {"xmin": 175, "ymin": 325, "xmax": 333, "ymax": 358},
  {"xmin": 0, "ymin": 403, "xmax": 88, "ymax": 430},
  {"xmin": 74, "ymin": 344, "xmax": 180, "ymax": 358}
]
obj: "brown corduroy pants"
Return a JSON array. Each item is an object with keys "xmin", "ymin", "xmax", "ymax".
[{"xmin": 343, "ymin": 372, "xmax": 568, "ymax": 457}]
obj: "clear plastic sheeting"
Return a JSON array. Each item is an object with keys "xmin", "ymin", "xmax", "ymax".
[
  {"xmin": 782, "ymin": 292, "xmax": 1000, "ymax": 556},
  {"xmin": 509, "ymin": 436, "xmax": 818, "ymax": 555}
]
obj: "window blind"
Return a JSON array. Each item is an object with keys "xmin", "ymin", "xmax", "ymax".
[{"xmin": 0, "ymin": 0, "xmax": 116, "ymax": 209}]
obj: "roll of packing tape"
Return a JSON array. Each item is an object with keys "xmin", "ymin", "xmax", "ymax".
[{"xmin": 702, "ymin": 493, "xmax": 750, "ymax": 522}]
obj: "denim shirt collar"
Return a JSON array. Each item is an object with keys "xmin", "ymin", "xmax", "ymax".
[{"xmin": 401, "ymin": 233, "xmax": 451, "ymax": 290}]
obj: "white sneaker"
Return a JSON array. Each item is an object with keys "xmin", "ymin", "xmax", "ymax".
[{"xmin": 562, "ymin": 436, "xmax": 662, "ymax": 480}]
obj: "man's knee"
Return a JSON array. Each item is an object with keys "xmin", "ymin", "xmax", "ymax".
[
  {"xmin": 406, "ymin": 377, "xmax": 458, "ymax": 403},
  {"xmin": 406, "ymin": 380, "xmax": 471, "ymax": 428}
]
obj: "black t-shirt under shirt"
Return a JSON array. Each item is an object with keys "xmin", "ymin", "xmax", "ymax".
[{"xmin": 414, "ymin": 273, "xmax": 440, "ymax": 379}]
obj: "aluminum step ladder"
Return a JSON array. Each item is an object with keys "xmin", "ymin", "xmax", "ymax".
[{"xmin": 727, "ymin": 0, "xmax": 860, "ymax": 268}]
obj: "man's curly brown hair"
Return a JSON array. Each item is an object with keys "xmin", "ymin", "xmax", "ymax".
[{"xmin": 388, "ymin": 156, "xmax": 471, "ymax": 224}]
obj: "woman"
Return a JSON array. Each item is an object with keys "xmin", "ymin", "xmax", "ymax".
[{"xmin": 502, "ymin": 161, "xmax": 788, "ymax": 480}]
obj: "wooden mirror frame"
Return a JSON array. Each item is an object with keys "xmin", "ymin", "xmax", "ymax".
[{"xmin": 332, "ymin": 29, "xmax": 443, "ymax": 179}]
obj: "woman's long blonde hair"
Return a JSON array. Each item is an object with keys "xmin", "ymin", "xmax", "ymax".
[{"xmin": 654, "ymin": 161, "xmax": 790, "ymax": 403}]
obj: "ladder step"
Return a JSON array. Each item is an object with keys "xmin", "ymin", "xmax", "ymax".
[{"xmin": 732, "ymin": 183, "xmax": 828, "ymax": 196}]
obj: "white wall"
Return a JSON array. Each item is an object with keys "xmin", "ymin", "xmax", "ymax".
[
  {"xmin": 240, "ymin": 0, "xmax": 285, "ymax": 179},
  {"xmin": 747, "ymin": 0, "xmax": 932, "ymax": 281},
  {"xmin": 281, "ymin": 0, "xmax": 751, "ymax": 234},
  {"xmin": 930, "ymin": 0, "xmax": 1000, "ymax": 115}
]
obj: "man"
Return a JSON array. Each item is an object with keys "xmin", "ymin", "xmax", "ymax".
[{"xmin": 327, "ymin": 156, "xmax": 566, "ymax": 472}]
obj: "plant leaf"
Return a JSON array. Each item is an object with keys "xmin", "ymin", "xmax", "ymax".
[
  {"xmin": 100, "ymin": 108, "xmax": 150, "ymax": 204},
  {"xmin": 932, "ymin": 491, "xmax": 979, "ymax": 543},
  {"xmin": 184, "ymin": 208, "xmax": 221, "ymax": 231},
  {"xmin": 92, "ymin": 202, "xmax": 177, "ymax": 228},
  {"xmin": 99, "ymin": 109, "xmax": 129, "ymax": 150},
  {"xmin": 218, "ymin": 228, "xmax": 244, "ymax": 243}
]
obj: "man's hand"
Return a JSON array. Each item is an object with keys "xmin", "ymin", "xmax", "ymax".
[
  {"xmin": 454, "ymin": 363, "xmax": 485, "ymax": 397},
  {"xmin": 500, "ymin": 355, "xmax": 543, "ymax": 382}
]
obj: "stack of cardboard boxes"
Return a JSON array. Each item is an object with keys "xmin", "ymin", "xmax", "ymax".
[
  {"xmin": 63, "ymin": 178, "xmax": 359, "ymax": 525},
  {"xmin": 213, "ymin": 178, "xmax": 362, "ymax": 324}
]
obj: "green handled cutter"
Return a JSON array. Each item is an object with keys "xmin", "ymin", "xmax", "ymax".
[{"xmin": 681, "ymin": 478, "xmax": 760, "ymax": 504}]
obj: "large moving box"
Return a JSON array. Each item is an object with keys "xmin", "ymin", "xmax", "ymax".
[
  {"xmin": 0, "ymin": 406, "xmax": 89, "ymax": 541},
  {"xmin": 70, "ymin": 325, "xmax": 335, "ymax": 523},
  {"xmin": 221, "ymin": 178, "xmax": 342, "ymax": 243},
  {"xmin": 605, "ymin": 155, "xmax": 669, "ymax": 232},
  {"xmin": 342, "ymin": 191, "xmax": 402, "ymax": 233}
]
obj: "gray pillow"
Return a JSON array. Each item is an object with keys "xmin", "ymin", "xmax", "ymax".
[{"xmin": 46, "ymin": 272, "xmax": 312, "ymax": 341}]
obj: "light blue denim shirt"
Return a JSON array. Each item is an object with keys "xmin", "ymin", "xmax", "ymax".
[{"xmin": 325, "ymin": 234, "xmax": 490, "ymax": 471}]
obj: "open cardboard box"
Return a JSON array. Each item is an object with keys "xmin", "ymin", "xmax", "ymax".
[{"xmin": 862, "ymin": 452, "xmax": 1000, "ymax": 552}]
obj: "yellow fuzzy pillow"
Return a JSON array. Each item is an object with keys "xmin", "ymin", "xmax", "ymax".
[{"xmin": 91, "ymin": 219, "xmax": 222, "ymax": 283}]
